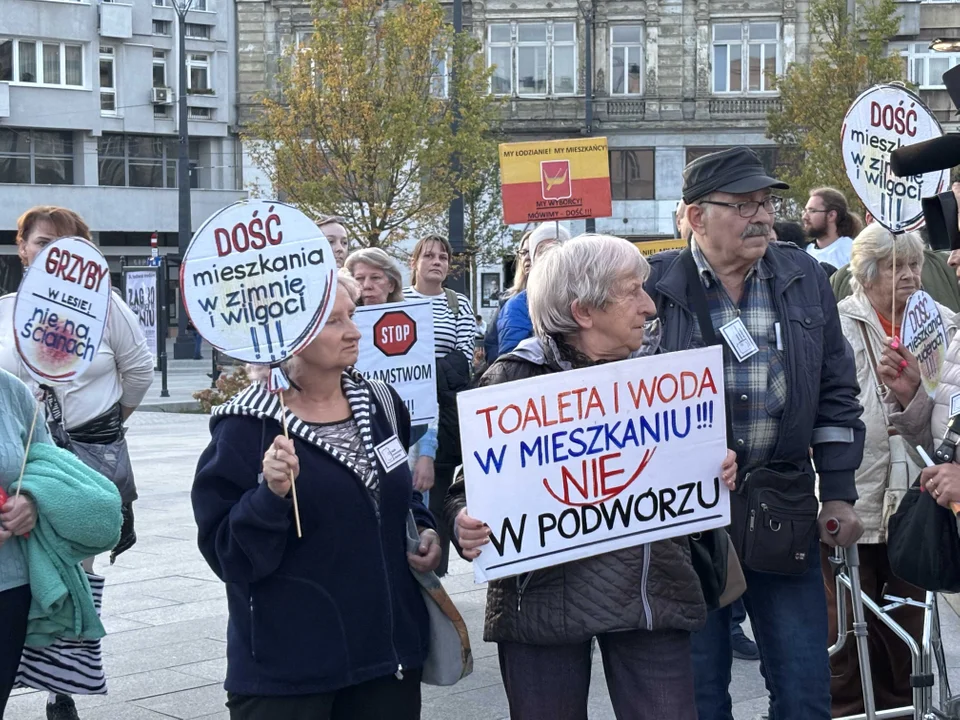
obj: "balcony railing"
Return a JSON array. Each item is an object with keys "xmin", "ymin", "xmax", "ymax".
[
  {"xmin": 600, "ymin": 99, "xmax": 646, "ymax": 120},
  {"xmin": 709, "ymin": 97, "xmax": 782, "ymax": 117}
]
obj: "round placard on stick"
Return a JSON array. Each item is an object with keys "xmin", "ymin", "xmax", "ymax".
[
  {"xmin": 13, "ymin": 236, "xmax": 113, "ymax": 384},
  {"xmin": 902, "ymin": 290, "xmax": 948, "ymax": 398},
  {"xmin": 841, "ymin": 84, "xmax": 948, "ymax": 233},
  {"xmin": 180, "ymin": 200, "xmax": 338, "ymax": 365},
  {"xmin": 182, "ymin": 199, "xmax": 338, "ymax": 539}
]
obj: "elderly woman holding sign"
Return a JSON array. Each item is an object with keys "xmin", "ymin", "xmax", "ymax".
[
  {"xmin": 823, "ymin": 225, "xmax": 958, "ymax": 717},
  {"xmin": 446, "ymin": 234, "xmax": 738, "ymax": 719},
  {"xmin": 191, "ymin": 211, "xmax": 444, "ymax": 717}
]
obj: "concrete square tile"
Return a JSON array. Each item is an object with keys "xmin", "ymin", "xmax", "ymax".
[
  {"xmin": 101, "ymin": 617, "xmax": 227, "ymax": 654},
  {"xmin": 103, "ymin": 638, "xmax": 228, "ymax": 677},
  {"xmin": 134, "ymin": 682, "xmax": 229, "ymax": 719},
  {"xmin": 101, "ymin": 593, "xmax": 182, "ymax": 617},
  {"xmin": 175, "ymin": 658, "xmax": 228, "ymax": 683},
  {"xmin": 119, "ymin": 598, "xmax": 227, "ymax": 627},
  {"xmin": 422, "ymin": 683, "xmax": 510, "ymax": 720}
]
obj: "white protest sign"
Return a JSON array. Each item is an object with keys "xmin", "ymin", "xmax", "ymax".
[
  {"xmin": 13, "ymin": 237, "xmax": 112, "ymax": 383},
  {"xmin": 902, "ymin": 290, "xmax": 947, "ymax": 398},
  {"xmin": 125, "ymin": 269, "xmax": 159, "ymax": 366},
  {"xmin": 180, "ymin": 200, "xmax": 337, "ymax": 364},
  {"xmin": 353, "ymin": 300, "xmax": 438, "ymax": 426},
  {"xmin": 842, "ymin": 85, "xmax": 948, "ymax": 233},
  {"xmin": 459, "ymin": 345, "xmax": 729, "ymax": 583}
]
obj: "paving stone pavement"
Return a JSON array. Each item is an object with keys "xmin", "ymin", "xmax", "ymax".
[{"xmin": 5, "ymin": 409, "xmax": 960, "ymax": 720}]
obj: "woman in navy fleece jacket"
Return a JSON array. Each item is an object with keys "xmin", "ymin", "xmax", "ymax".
[{"xmin": 191, "ymin": 280, "xmax": 440, "ymax": 720}]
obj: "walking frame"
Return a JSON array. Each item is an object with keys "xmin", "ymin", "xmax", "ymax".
[{"xmin": 828, "ymin": 545, "xmax": 960, "ymax": 720}]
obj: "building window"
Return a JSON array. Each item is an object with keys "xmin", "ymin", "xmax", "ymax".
[
  {"xmin": 152, "ymin": 50, "xmax": 167, "ymax": 87},
  {"xmin": 100, "ymin": 46, "xmax": 116, "ymax": 115},
  {"xmin": 609, "ymin": 149, "xmax": 655, "ymax": 200},
  {"xmin": 152, "ymin": 20, "xmax": 172, "ymax": 36},
  {"xmin": 98, "ymin": 134, "xmax": 178, "ymax": 188},
  {"xmin": 488, "ymin": 24, "xmax": 512, "ymax": 94},
  {"xmin": 185, "ymin": 24, "xmax": 211, "ymax": 39},
  {"xmin": 610, "ymin": 25, "xmax": 643, "ymax": 95},
  {"xmin": 189, "ymin": 107, "xmax": 212, "ymax": 120},
  {"xmin": 430, "ymin": 50, "xmax": 449, "ymax": 98},
  {"xmin": 487, "ymin": 21, "xmax": 577, "ymax": 96},
  {"xmin": 0, "ymin": 39, "xmax": 83, "ymax": 87},
  {"xmin": 517, "ymin": 24, "xmax": 547, "ymax": 95},
  {"xmin": 686, "ymin": 146, "xmax": 778, "ymax": 176},
  {"xmin": 712, "ymin": 22, "xmax": 780, "ymax": 94},
  {"xmin": 552, "ymin": 23, "xmax": 576, "ymax": 94},
  {"xmin": 187, "ymin": 53, "xmax": 210, "ymax": 92},
  {"xmin": 193, "ymin": 0, "xmax": 208, "ymax": 10},
  {"xmin": 154, "ymin": 105, "xmax": 169, "ymax": 119},
  {"xmin": 902, "ymin": 43, "xmax": 960, "ymax": 89},
  {"xmin": 0, "ymin": 128, "xmax": 74, "ymax": 185}
]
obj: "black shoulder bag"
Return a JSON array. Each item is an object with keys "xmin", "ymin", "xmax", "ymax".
[{"xmin": 681, "ymin": 250, "xmax": 820, "ymax": 576}]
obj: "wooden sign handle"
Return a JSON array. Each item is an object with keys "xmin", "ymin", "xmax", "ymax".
[{"xmin": 278, "ymin": 390, "xmax": 303, "ymax": 539}]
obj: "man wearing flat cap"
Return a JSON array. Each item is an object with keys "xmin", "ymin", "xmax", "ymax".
[{"xmin": 644, "ymin": 147, "xmax": 866, "ymax": 720}]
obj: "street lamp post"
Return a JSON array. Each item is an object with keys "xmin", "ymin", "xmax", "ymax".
[
  {"xmin": 172, "ymin": 0, "xmax": 195, "ymax": 359},
  {"xmin": 579, "ymin": 0, "xmax": 597, "ymax": 234},
  {"xmin": 447, "ymin": 0, "xmax": 467, "ymax": 296}
]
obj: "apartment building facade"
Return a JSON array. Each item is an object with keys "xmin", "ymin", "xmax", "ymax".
[
  {"xmin": 234, "ymin": 0, "xmax": 958, "ymax": 310},
  {"xmin": 0, "ymin": 0, "xmax": 247, "ymax": 294}
]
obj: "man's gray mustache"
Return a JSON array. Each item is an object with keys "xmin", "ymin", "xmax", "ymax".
[{"xmin": 742, "ymin": 223, "xmax": 771, "ymax": 239}]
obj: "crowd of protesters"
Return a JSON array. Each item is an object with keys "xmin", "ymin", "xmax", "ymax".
[{"xmin": 6, "ymin": 147, "xmax": 960, "ymax": 720}]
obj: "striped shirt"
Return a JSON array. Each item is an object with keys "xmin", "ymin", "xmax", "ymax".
[
  {"xmin": 402, "ymin": 287, "xmax": 475, "ymax": 360},
  {"xmin": 690, "ymin": 242, "xmax": 786, "ymax": 469}
]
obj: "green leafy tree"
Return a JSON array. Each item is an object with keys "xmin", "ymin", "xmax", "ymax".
[
  {"xmin": 246, "ymin": 0, "xmax": 501, "ymax": 251},
  {"xmin": 766, "ymin": 0, "xmax": 904, "ymax": 207}
]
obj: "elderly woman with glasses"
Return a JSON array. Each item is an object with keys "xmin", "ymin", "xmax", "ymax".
[{"xmin": 446, "ymin": 234, "xmax": 737, "ymax": 720}]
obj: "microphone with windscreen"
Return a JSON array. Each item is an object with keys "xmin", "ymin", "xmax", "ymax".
[
  {"xmin": 890, "ymin": 134, "xmax": 960, "ymax": 177},
  {"xmin": 891, "ymin": 64, "xmax": 960, "ymax": 178}
]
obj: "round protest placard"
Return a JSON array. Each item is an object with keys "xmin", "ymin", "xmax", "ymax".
[
  {"xmin": 902, "ymin": 290, "xmax": 948, "ymax": 397},
  {"xmin": 841, "ymin": 85, "xmax": 948, "ymax": 233},
  {"xmin": 180, "ymin": 200, "xmax": 337, "ymax": 364},
  {"xmin": 13, "ymin": 236, "xmax": 112, "ymax": 383}
]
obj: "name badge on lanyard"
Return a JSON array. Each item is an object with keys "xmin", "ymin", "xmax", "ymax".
[
  {"xmin": 374, "ymin": 435, "xmax": 408, "ymax": 474},
  {"xmin": 719, "ymin": 317, "xmax": 760, "ymax": 362}
]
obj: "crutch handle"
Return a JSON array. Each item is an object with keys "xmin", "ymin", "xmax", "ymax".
[{"xmin": 825, "ymin": 517, "xmax": 841, "ymax": 535}]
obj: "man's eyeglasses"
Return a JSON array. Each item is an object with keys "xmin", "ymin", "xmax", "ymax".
[
  {"xmin": 802, "ymin": 207, "xmax": 829, "ymax": 216},
  {"xmin": 698, "ymin": 196, "xmax": 783, "ymax": 219}
]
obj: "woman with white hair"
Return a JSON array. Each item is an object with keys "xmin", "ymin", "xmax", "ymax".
[
  {"xmin": 446, "ymin": 234, "xmax": 737, "ymax": 719},
  {"xmin": 824, "ymin": 225, "xmax": 958, "ymax": 718},
  {"xmin": 344, "ymin": 248, "xmax": 404, "ymax": 306},
  {"xmin": 496, "ymin": 222, "xmax": 571, "ymax": 355}
]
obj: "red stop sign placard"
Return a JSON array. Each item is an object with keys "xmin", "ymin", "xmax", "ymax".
[{"xmin": 373, "ymin": 311, "xmax": 417, "ymax": 356}]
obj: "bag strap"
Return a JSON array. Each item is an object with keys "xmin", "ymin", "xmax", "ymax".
[
  {"xmin": 443, "ymin": 287, "xmax": 460, "ymax": 316},
  {"xmin": 680, "ymin": 249, "xmax": 735, "ymax": 449},
  {"xmin": 681, "ymin": 249, "xmax": 720, "ymax": 347}
]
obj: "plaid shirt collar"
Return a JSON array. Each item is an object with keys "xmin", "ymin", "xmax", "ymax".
[{"xmin": 690, "ymin": 241, "xmax": 773, "ymax": 289}]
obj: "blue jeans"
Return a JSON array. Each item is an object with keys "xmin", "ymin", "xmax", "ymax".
[{"xmin": 691, "ymin": 538, "xmax": 831, "ymax": 720}]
